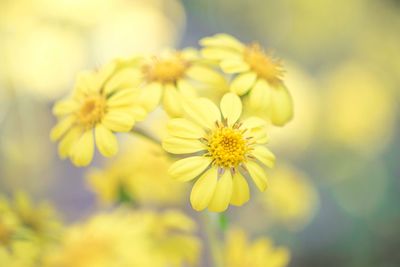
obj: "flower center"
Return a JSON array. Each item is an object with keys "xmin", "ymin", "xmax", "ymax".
[
  {"xmin": 143, "ymin": 55, "xmax": 188, "ymax": 84},
  {"xmin": 243, "ymin": 43, "xmax": 283, "ymax": 85},
  {"xmin": 77, "ymin": 94, "xmax": 106, "ymax": 128},
  {"xmin": 206, "ymin": 124, "xmax": 250, "ymax": 169}
]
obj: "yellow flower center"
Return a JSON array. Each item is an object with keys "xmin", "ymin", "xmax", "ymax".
[
  {"xmin": 77, "ymin": 94, "xmax": 106, "ymax": 128},
  {"xmin": 243, "ymin": 43, "xmax": 283, "ymax": 85},
  {"xmin": 143, "ymin": 55, "xmax": 188, "ymax": 84},
  {"xmin": 206, "ymin": 123, "xmax": 250, "ymax": 169}
]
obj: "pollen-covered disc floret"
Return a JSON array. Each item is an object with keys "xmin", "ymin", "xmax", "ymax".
[
  {"xmin": 163, "ymin": 93, "xmax": 275, "ymax": 212},
  {"xmin": 200, "ymin": 33, "xmax": 293, "ymax": 126},
  {"xmin": 143, "ymin": 55, "xmax": 189, "ymax": 84},
  {"xmin": 50, "ymin": 61, "xmax": 148, "ymax": 167},
  {"xmin": 206, "ymin": 122, "xmax": 250, "ymax": 169}
]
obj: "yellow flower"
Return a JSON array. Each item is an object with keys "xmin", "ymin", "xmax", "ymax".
[
  {"xmin": 224, "ymin": 229, "xmax": 290, "ymax": 267},
  {"xmin": 260, "ymin": 164, "xmax": 319, "ymax": 230},
  {"xmin": 162, "ymin": 93, "xmax": 275, "ymax": 212},
  {"xmin": 50, "ymin": 61, "xmax": 148, "ymax": 166},
  {"xmin": 124, "ymin": 48, "xmax": 227, "ymax": 117},
  {"xmin": 200, "ymin": 33, "xmax": 293, "ymax": 126},
  {"xmin": 87, "ymin": 138, "xmax": 188, "ymax": 206},
  {"xmin": 43, "ymin": 209, "xmax": 200, "ymax": 267},
  {"xmin": 0, "ymin": 239, "xmax": 41, "ymax": 267}
]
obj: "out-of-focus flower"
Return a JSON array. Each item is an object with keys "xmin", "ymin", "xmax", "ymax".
[
  {"xmin": 200, "ymin": 34, "xmax": 293, "ymax": 126},
  {"xmin": 259, "ymin": 164, "xmax": 319, "ymax": 230},
  {"xmin": 122, "ymin": 49, "xmax": 226, "ymax": 117},
  {"xmin": 43, "ymin": 209, "xmax": 200, "ymax": 267},
  {"xmin": 223, "ymin": 228, "xmax": 290, "ymax": 267},
  {"xmin": 163, "ymin": 93, "xmax": 275, "ymax": 212},
  {"xmin": 322, "ymin": 62, "xmax": 397, "ymax": 155},
  {"xmin": 50, "ymin": 61, "xmax": 148, "ymax": 166},
  {"xmin": 0, "ymin": 240, "xmax": 41, "ymax": 267},
  {"xmin": 87, "ymin": 139, "xmax": 187, "ymax": 206}
]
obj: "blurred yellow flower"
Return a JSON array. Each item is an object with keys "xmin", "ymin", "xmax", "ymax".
[
  {"xmin": 87, "ymin": 138, "xmax": 187, "ymax": 206},
  {"xmin": 259, "ymin": 164, "xmax": 319, "ymax": 230},
  {"xmin": 200, "ymin": 33, "xmax": 293, "ymax": 126},
  {"xmin": 0, "ymin": 240, "xmax": 41, "ymax": 267},
  {"xmin": 223, "ymin": 229, "xmax": 290, "ymax": 267},
  {"xmin": 50, "ymin": 61, "xmax": 148, "ymax": 166},
  {"xmin": 44, "ymin": 209, "xmax": 200, "ymax": 267},
  {"xmin": 163, "ymin": 93, "xmax": 275, "ymax": 212},
  {"xmin": 123, "ymin": 48, "xmax": 226, "ymax": 117}
]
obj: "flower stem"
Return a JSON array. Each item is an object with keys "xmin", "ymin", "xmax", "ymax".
[{"xmin": 203, "ymin": 212, "xmax": 223, "ymax": 267}]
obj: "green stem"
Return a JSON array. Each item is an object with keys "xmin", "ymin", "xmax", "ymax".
[{"xmin": 203, "ymin": 212, "xmax": 223, "ymax": 267}]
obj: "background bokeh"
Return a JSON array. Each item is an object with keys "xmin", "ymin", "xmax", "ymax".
[{"xmin": 1, "ymin": 0, "xmax": 399, "ymax": 266}]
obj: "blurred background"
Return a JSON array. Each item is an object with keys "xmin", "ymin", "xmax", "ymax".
[{"xmin": 0, "ymin": 0, "xmax": 399, "ymax": 266}]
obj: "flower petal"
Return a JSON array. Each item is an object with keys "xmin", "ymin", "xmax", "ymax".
[
  {"xmin": 208, "ymin": 171, "xmax": 233, "ymax": 212},
  {"xmin": 230, "ymin": 171, "xmax": 250, "ymax": 206},
  {"xmin": 190, "ymin": 167, "xmax": 218, "ymax": 211},
  {"xmin": 139, "ymin": 82, "xmax": 163, "ymax": 111},
  {"xmin": 70, "ymin": 130, "xmax": 94, "ymax": 167},
  {"xmin": 95, "ymin": 124, "xmax": 118, "ymax": 157},
  {"xmin": 58, "ymin": 127, "xmax": 82, "ymax": 159},
  {"xmin": 248, "ymin": 79, "xmax": 272, "ymax": 110},
  {"xmin": 220, "ymin": 93, "xmax": 242, "ymax": 125},
  {"xmin": 102, "ymin": 111, "xmax": 135, "ymax": 132},
  {"xmin": 168, "ymin": 156, "xmax": 212, "ymax": 182},
  {"xmin": 241, "ymin": 117, "xmax": 267, "ymax": 130},
  {"xmin": 270, "ymin": 85, "xmax": 294, "ymax": 126},
  {"xmin": 200, "ymin": 34, "xmax": 244, "ymax": 51},
  {"xmin": 183, "ymin": 98, "xmax": 221, "ymax": 129},
  {"xmin": 52, "ymin": 99, "xmax": 79, "ymax": 116},
  {"xmin": 163, "ymin": 84, "xmax": 183, "ymax": 117},
  {"xmin": 201, "ymin": 47, "xmax": 242, "ymax": 61},
  {"xmin": 186, "ymin": 65, "xmax": 227, "ymax": 88},
  {"xmin": 167, "ymin": 118, "xmax": 205, "ymax": 139},
  {"xmin": 107, "ymin": 89, "xmax": 141, "ymax": 108},
  {"xmin": 104, "ymin": 68, "xmax": 141, "ymax": 95},
  {"xmin": 220, "ymin": 59, "xmax": 249, "ymax": 73},
  {"xmin": 246, "ymin": 161, "xmax": 268, "ymax": 191},
  {"xmin": 50, "ymin": 116, "xmax": 76, "ymax": 141},
  {"xmin": 177, "ymin": 79, "xmax": 196, "ymax": 98},
  {"xmin": 252, "ymin": 146, "xmax": 275, "ymax": 168},
  {"xmin": 230, "ymin": 72, "xmax": 257, "ymax": 96},
  {"xmin": 162, "ymin": 137, "xmax": 206, "ymax": 154}
]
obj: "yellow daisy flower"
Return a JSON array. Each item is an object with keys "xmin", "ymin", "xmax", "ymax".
[
  {"xmin": 200, "ymin": 33, "xmax": 293, "ymax": 126},
  {"xmin": 50, "ymin": 61, "xmax": 147, "ymax": 166},
  {"xmin": 162, "ymin": 93, "xmax": 275, "ymax": 212},
  {"xmin": 125, "ymin": 48, "xmax": 227, "ymax": 117},
  {"xmin": 224, "ymin": 229, "xmax": 290, "ymax": 267}
]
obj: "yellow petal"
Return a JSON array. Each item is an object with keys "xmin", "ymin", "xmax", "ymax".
[
  {"xmin": 230, "ymin": 172, "xmax": 250, "ymax": 206},
  {"xmin": 183, "ymin": 98, "xmax": 221, "ymax": 129},
  {"xmin": 95, "ymin": 124, "xmax": 118, "ymax": 157},
  {"xmin": 139, "ymin": 82, "xmax": 163, "ymax": 111},
  {"xmin": 220, "ymin": 93, "xmax": 242, "ymax": 125},
  {"xmin": 168, "ymin": 156, "xmax": 212, "ymax": 181},
  {"xmin": 163, "ymin": 84, "xmax": 183, "ymax": 117},
  {"xmin": 96, "ymin": 61, "xmax": 117, "ymax": 90},
  {"xmin": 52, "ymin": 99, "xmax": 79, "ymax": 116},
  {"xmin": 241, "ymin": 117, "xmax": 267, "ymax": 130},
  {"xmin": 104, "ymin": 68, "xmax": 142, "ymax": 95},
  {"xmin": 102, "ymin": 111, "xmax": 135, "ymax": 132},
  {"xmin": 220, "ymin": 59, "xmax": 249, "ymax": 73},
  {"xmin": 230, "ymin": 72, "xmax": 257, "ymax": 95},
  {"xmin": 201, "ymin": 47, "xmax": 242, "ymax": 61},
  {"xmin": 248, "ymin": 128, "xmax": 269, "ymax": 144},
  {"xmin": 162, "ymin": 137, "xmax": 206, "ymax": 154},
  {"xmin": 74, "ymin": 71, "xmax": 100, "ymax": 94},
  {"xmin": 186, "ymin": 65, "xmax": 227, "ymax": 88},
  {"xmin": 208, "ymin": 171, "xmax": 233, "ymax": 212},
  {"xmin": 190, "ymin": 167, "xmax": 218, "ymax": 211},
  {"xmin": 252, "ymin": 146, "xmax": 275, "ymax": 168},
  {"xmin": 58, "ymin": 127, "xmax": 82, "ymax": 159},
  {"xmin": 270, "ymin": 85, "xmax": 294, "ymax": 126},
  {"xmin": 248, "ymin": 79, "xmax": 272, "ymax": 110},
  {"xmin": 177, "ymin": 79, "xmax": 196, "ymax": 98},
  {"xmin": 107, "ymin": 89, "xmax": 141, "ymax": 108},
  {"xmin": 246, "ymin": 161, "xmax": 268, "ymax": 191},
  {"xmin": 70, "ymin": 130, "xmax": 94, "ymax": 167},
  {"xmin": 200, "ymin": 34, "xmax": 244, "ymax": 51},
  {"xmin": 167, "ymin": 118, "xmax": 205, "ymax": 139},
  {"xmin": 50, "ymin": 116, "xmax": 75, "ymax": 141}
]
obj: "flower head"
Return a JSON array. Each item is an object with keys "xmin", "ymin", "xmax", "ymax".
[
  {"xmin": 223, "ymin": 229, "xmax": 290, "ymax": 267},
  {"xmin": 162, "ymin": 93, "xmax": 275, "ymax": 212},
  {"xmin": 50, "ymin": 61, "xmax": 148, "ymax": 166},
  {"xmin": 200, "ymin": 34, "xmax": 293, "ymax": 126},
  {"xmin": 125, "ymin": 49, "xmax": 227, "ymax": 117}
]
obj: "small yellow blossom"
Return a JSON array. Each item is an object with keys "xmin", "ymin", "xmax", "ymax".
[
  {"xmin": 162, "ymin": 93, "xmax": 275, "ymax": 212},
  {"xmin": 43, "ymin": 209, "xmax": 200, "ymax": 267},
  {"xmin": 260, "ymin": 164, "xmax": 319, "ymax": 230},
  {"xmin": 50, "ymin": 61, "xmax": 148, "ymax": 166},
  {"xmin": 0, "ymin": 239, "xmax": 41, "ymax": 267},
  {"xmin": 87, "ymin": 139, "xmax": 188, "ymax": 206},
  {"xmin": 124, "ymin": 48, "xmax": 227, "ymax": 117},
  {"xmin": 200, "ymin": 33, "xmax": 293, "ymax": 126},
  {"xmin": 224, "ymin": 229, "xmax": 290, "ymax": 267}
]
